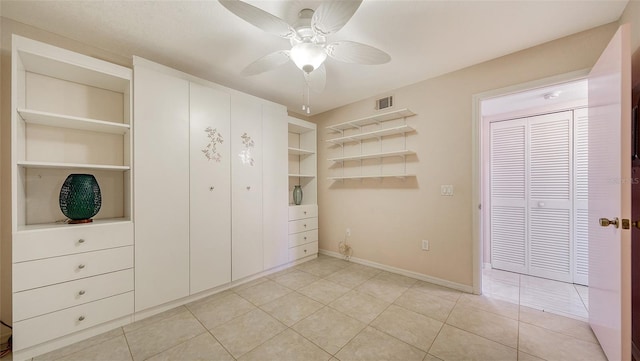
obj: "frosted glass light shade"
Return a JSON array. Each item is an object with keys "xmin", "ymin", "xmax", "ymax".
[{"xmin": 290, "ymin": 43, "xmax": 327, "ymax": 73}]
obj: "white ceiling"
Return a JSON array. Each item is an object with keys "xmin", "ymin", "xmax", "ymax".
[{"xmin": 0, "ymin": 0, "xmax": 628, "ymax": 116}]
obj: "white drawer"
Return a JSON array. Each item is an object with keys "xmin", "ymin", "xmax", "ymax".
[
  {"xmin": 288, "ymin": 217, "xmax": 318, "ymax": 234},
  {"xmin": 288, "ymin": 205, "xmax": 318, "ymax": 221},
  {"xmin": 289, "ymin": 242, "xmax": 318, "ymax": 262},
  {"xmin": 13, "ymin": 246, "xmax": 133, "ymax": 292},
  {"xmin": 13, "ymin": 291, "xmax": 133, "ymax": 351},
  {"xmin": 13, "ymin": 269, "xmax": 133, "ymax": 322},
  {"xmin": 289, "ymin": 229, "xmax": 318, "ymax": 248},
  {"xmin": 14, "ymin": 221, "xmax": 133, "ymax": 262}
]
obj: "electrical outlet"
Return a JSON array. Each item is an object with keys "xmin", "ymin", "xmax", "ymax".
[
  {"xmin": 421, "ymin": 240, "xmax": 429, "ymax": 251},
  {"xmin": 440, "ymin": 185, "xmax": 454, "ymax": 196},
  {"xmin": 346, "ymin": 228, "xmax": 351, "ymax": 237}
]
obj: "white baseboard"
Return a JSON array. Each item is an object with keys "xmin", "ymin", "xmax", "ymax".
[{"xmin": 319, "ymin": 249, "xmax": 473, "ymax": 293}]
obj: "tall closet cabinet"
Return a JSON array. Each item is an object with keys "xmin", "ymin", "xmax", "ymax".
[{"xmin": 133, "ymin": 58, "xmax": 289, "ymax": 312}]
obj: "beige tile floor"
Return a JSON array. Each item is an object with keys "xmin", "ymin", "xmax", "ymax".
[{"xmin": 22, "ymin": 255, "xmax": 605, "ymax": 361}]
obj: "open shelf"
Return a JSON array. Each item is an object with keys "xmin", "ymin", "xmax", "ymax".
[
  {"xmin": 328, "ymin": 174, "xmax": 416, "ymax": 181},
  {"xmin": 288, "ymin": 147, "xmax": 314, "ymax": 156},
  {"xmin": 17, "ymin": 218, "xmax": 132, "ymax": 232},
  {"xmin": 288, "ymin": 173, "xmax": 316, "ymax": 179},
  {"xmin": 326, "ymin": 125, "xmax": 415, "ymax": 144},
  {"xmin": 326, "ymin": 108, "xmax": 416, "ymax": 132},
  {"xmin": 18, "ymin": 161, "xmax": 130, "ymax": 171},
  {"xmin": 18, "ymin": 108, "xmax": 130, "ymax": 135},
  {"xmin": 328, "ymin": 150, "xmax": 416, "ymax": 163}
]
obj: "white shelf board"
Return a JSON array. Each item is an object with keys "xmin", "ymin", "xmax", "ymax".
[
  {"xmin": 328, "ymin": 150, "xmax": 416, "ymax": 162},
  {"xmin": 17, "ymin": 161, "xmax": 130, "ymax": 171},
  {"xmin": 328, "ymin": 174, "xmax": 416, "ymax": 181},
  {"xmin": 288, "ymin": 147, "xmax": 315, "ymax": 156},
  {"xmin": 18, "ymin": 218, "xmax": 132, "ymax": 232},
  {"xmin": 327, "ymin": 108, "xmax": 416, "ymax": 132},
  {"xmin": 326, "ymin": 125, "xmax": 415, "ymax": 144},
  {"xmin": 18, "ymin": 108, "xmax": 129, "ymax": 135},
  {"xmin": 16, "ymin": 45, "xmax": 131, "ymax": 93},
  {"xmin": 288, "ymin": 174, "xmax": 316, "ymax": 179}
]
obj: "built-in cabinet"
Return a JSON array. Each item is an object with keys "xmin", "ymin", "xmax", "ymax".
[
  {"xmin": 10, "ymin": 36, "xmax": 134, "ymax": 356},
  {"xmin": 326, "ymin": 108, "xmax": 417, "ymax": 180},
  {"xmin": 288, "ymin": 118, "xmax": 318, "ymax": 261}
]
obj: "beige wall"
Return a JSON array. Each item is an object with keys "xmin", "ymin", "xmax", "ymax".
[
  {"xmin": 0, "ymin": 17, "xmax": 130, "ymax": 332},
  {"xmin": 620, "ymin": 0, "xmax": 640, "ymax": 88},
  {"xmin": 311, "ymin": 22, "xmax": 619, "ymax": 288}
]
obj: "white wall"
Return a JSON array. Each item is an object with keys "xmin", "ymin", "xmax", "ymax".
[{"xmin": 311, "ymin": 22, "xmax": 619, "ymax": 288}]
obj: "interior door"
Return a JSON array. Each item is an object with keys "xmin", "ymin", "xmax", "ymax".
[{"xmin": 588, "ymin": 24, "xmax": 632, "ymax": 361}]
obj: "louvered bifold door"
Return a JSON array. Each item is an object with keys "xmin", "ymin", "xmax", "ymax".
[
  {"xmin": 573, "ymin": 108, "xmax": 589, "ymax": 285},
  {"xmin": 527, "ymin": 111, "xmax": 573, "ymax": 282},
  {"xmin": 490, "ymin": 119, "xmax": 528, "ymax": 274}
]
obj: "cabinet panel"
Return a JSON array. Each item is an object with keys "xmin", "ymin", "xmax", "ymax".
[
  {"xmin": 133, "ymin": 63, "xmax": 190, "ymax": 311},
  {"xmin": 189, "ymin": 82, "xmax": 232, "ymax": 294},
  {"xmin": 231, "ymin": 94, "xmax": 263, "ymax": 281},
  {"xmin": 14, "ymin": 269, "xmax": 133, "ymax": 321},
  {"xmin": 13, "ymin": 292, "xmax": 133, "ymax": 350},
  {"xmin": 14, "ymin": 221, "xmax": 133, "ymax": 262},
  {"xmin": 13, "ymin": 246, "xmax": 133, "ymax": 292},
  {"xmin": 262, "ymin": 103, "xmax": 288, "ymax": 270},
  {"xmin": 288, "ymin": 217, "xmax": 318, "ymax": 234}
]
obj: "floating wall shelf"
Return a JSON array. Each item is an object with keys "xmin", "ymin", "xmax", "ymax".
[
  {"xmin": 328, "ymin": 174, "xmax": 416, "ymax": 181},
  {"xmin": 328, "ymin": 150, "xmax": 416, "ymax": 163},
  {"xmin": 326, "ymin": 108, "xmax": 416, "ymax": 132},
  {"xmin": 326, "ymin": 124, "xmax": 415, "ymax": 144}
]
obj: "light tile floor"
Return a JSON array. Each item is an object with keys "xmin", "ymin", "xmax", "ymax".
[
  {"xmin": 23, "ymin": 255, "xmax": 605, "ymax": 361},
  {"xmin": 482, "ymin": 267, "xmax": 590, "ymax": 321}
]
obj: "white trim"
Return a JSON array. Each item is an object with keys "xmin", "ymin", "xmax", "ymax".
[
  {"xmin": 471, "ymin": 68, "xmax": 591, "ymax": 296},
  {"xmin": 318, "ymin": 250, "xmax": 474, "ymax": 293},
  {"xmin": 484, "ymin": 262, "xmax": 492, "ymax": 270}
]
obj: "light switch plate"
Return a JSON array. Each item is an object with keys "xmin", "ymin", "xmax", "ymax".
[{"xmin": 440, "ymin": 185, "xmax": 454, "ymax": 196}]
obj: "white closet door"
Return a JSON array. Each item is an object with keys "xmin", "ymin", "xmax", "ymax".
[
  {"xmin": 231, "ymin": 94, "xmax": 264, "ymax": 281},
  {"xmin": 189, "ymin": 82, "xmax": 231, "ymax": 294},
  {"xmin": 490, "ymin": 119, "xmax": 527, "ymax": 274},
  {"xmin": 527, "ymin": 111, "xmax": 573, "ymax": 282},
  {"xmin": 262, "ymin": 102, "xmax": 288, "ymax": 270},
  {"xmin": 133, "ymin": 64, "xmax": 190, "ymax": 311},
  {"xmin": 573, "ymin": 108, "xmax": 589, "ymax": 285}
]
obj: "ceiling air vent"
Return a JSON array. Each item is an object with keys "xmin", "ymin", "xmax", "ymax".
[{"xmin": 375, "ymin": 96, "xmax": 393, "ymax": 110}]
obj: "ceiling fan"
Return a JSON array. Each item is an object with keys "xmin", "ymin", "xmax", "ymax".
[{"xmin": 219, "ymin": 0, "xmax": 391, "ymax": 113}]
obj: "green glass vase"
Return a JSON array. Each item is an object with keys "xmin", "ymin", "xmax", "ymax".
[
  {"xmin": 293, "ymin": 185, "xmax": 303, "ymax": 205},
  {"xmin": 59, "ymin": 174, "xmax": 102, "ymax": 224}
]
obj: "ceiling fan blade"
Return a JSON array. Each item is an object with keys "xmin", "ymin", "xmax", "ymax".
[
  {"xmin": 304, "ymin": 64, "xmax": 326, "ymax": 93},
  {"xmin": 311, "ymin": 0, "xmax": 363, "ymax": 36},
  {"xmin": 219, "ymin": 0, "xmax": 296, "ymax": 39},
  {"xmin": 325, "ymin": 41, "xmax": 391, "ymax": 65},
  {"xmin": 241, "ymin": 50, "xmax": 290, "ymax": 76}
]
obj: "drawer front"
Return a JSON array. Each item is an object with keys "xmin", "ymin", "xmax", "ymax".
[
  {"xmin": 13, "ymin": 292, "xmax": 134, "ymax": 351},
  {"xmin": 13, "ymin": 246, "xmax": 133, "ymax": 292},
  {"xmin": 288, "ymin": 205, "xmax": 318, "ymax": 221},
  {"xmin": 13, "ymin": 269, "xmax": 134, "ymax": 322},
  {"xmin": 289, "ymin": 242, "xmax": 318, "ymax": 262},
  {"xmin": 288, "ymin": 229, "xmax": 318, "ymax": 248},
  {"xmin": 14, "ymin": 221, "xmax": 133, "ymax": 262},
  {"xmin": 288, "ymin": 217, "xmax": 318, "ymax": 234}
]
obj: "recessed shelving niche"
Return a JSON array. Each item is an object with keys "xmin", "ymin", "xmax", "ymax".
[{"xmin": 326, "ymin": 108, "xmax": 417, "ymax": 181}]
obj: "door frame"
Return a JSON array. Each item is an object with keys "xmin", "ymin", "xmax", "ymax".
[{"xmin": 471, "ymin": 69, "xmax": 590, "ymax": 294}]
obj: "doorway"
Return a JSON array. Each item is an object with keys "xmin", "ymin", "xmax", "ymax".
[{"xmin": 480, "ymin": 78, "xmax": 590, "ymax": 320}]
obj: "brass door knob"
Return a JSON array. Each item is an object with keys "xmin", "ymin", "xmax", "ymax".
[{"xmin": 599, "ymin": 217, "xmax": 619, "ymax": 228}]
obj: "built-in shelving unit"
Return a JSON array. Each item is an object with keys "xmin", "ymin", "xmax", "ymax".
[
  {"xmin": 17, "ymin": 108, "xmax": 131, "ymax": 135},
  {"xmin": 288, "ymin": 118, "xmax": 317, "ymax": 205},
  {"xmin": 326, "ymin": 108, "xmax": 417, "ymax": 181}
]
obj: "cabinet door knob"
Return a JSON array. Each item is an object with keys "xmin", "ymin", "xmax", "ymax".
[
  {"xmin": 209, "ymin": 186, "xmax": 215, "ymax": 191},
  {"xmin": 78, "ymin": 290, "xmax": 86, "ymax": 296},
  {"xmin": 246, "ymin": 186, "xmax": 251, "ymax": 190},
  {"xmin": 78, "ymin": 264, "xmax": 86, "ymax": 270},
  {"xmin": 78, "ymin": 315, "xmax": 86, "ymax": 322},
  {"xmin": 78, "ymin": 239, "xmax": 85, "ymax": 244}
]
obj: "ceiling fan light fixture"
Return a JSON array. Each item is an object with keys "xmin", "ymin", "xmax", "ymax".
[{"xmin": 290, "ymin": 42, "xmax": 327, "ymax": 73}]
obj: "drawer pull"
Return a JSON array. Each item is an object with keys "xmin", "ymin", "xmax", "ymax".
[
  {"xmin": 304, "ymin": 249, "xmax": 307, "ymax": 253},
  {"xmin": 78, "ymin": 239, "xmax": 85, "ymax": 244},
  {"xmin": 304, "ymin": 211, "xmax": 307, "ymax": 215},
  {"xmin": 78, "ymin": 290, "xmax": 86, "ymax": 296},
  {"xmin": 78, "ymin": 315, "xmax": 86, "ymax": 322},
  {"xmin": 209, "ymin": 186, "xmax": 215, "ymax": 191},
  {"xmin": 304, "ymin": 236, "xmax": 307, "ymax": 240},
  {"xmin": 77, "ymin": 264, "xmax": 86, "ymax": 270},
  {"xmin": 303, "ymin": 224, "xmax": 307, "ymax": 228}
]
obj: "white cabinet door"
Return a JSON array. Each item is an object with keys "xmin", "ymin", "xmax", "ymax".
[
  {"xmin": 189, "ymin": 82, "xmax": 231, "ymax": 294},
  {"xmin": 262, "ymin": 103, "xmax": 288, "ymax": 270},
  {"xmin": 231, "ymin": 94, "xmax": 264, "ymax": 280},
  {"xmin": 134, "ymin": 64, "xmax": 190, "ymax": 311}
]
